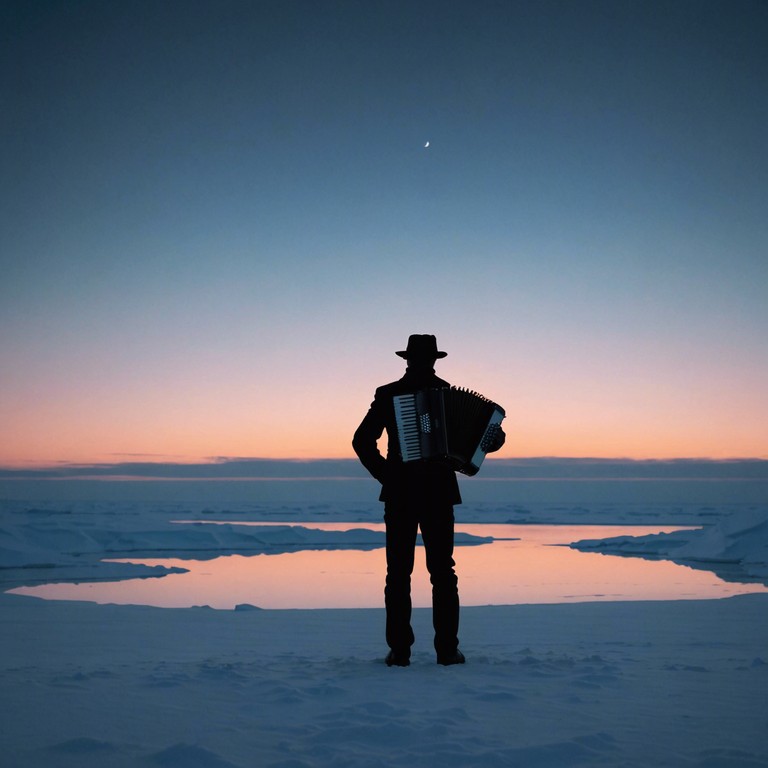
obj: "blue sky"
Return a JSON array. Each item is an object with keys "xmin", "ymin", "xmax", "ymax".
[{"xmin": 1, "ymin": 0, "xmax": 766, "ymax": 464}]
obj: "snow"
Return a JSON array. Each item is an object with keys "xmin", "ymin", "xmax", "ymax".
[
  {"xmin": 2, "ymin": 485, "xmax": 768, "ymax": 767},
  {"xmin": 572, "ymin": 508, "xmax": 768, "ymax": 584}
]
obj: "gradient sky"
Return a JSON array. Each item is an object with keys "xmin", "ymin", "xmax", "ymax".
[{"xmin": 2, "ymin": 0, "xmax": 767, "ymax": 466}]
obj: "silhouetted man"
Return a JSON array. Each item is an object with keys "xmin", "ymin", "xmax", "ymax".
[{"xmin": 353, "ymin": 334, "xmax": 505, "ymax": 666}]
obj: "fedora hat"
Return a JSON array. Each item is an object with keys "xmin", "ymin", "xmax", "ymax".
[{"xmin": 396, "ymin": 334, "xmax": 447, "ymax": 360}]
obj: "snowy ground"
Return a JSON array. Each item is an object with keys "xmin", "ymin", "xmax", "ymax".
[{"xmin": 2, "ymin": 475, "xmax": 768, "ymax": 767}]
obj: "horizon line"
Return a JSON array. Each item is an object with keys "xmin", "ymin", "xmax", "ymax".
[
  {"xmin": 1, "ymin": 456, "xmax": 767, "ymax": 481},
  {"xmin": 2, "ymin": 454, "xmax": 768, "ymax": 469}
]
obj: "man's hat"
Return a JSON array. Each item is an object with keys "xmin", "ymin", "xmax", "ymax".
[{"xmin": 396, "ymin": 334, "xmax": 447, "ymax": 360}]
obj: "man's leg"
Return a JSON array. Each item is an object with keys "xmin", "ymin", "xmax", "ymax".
[
  {"xmin": 384, "ymin": 503, "xmax": 418, "ymax": 662},
  {"xmin": 420, "ymin": 505, "xmax": 461, "ymax": 662}
]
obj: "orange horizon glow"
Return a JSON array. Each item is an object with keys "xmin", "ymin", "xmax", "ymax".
[
  {"xmin": 1, "ymin": 417, "xmax": 766, "ymax": 468},
  {"xmin": 3, "ymin": 324, "xmax": 766, "ymax": 469},
  {"xmin": 2, "ymin": 369, "xmax": 766, "ymax": 467}
]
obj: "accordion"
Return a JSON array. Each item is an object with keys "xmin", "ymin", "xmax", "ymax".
[{"xmin": 393, "ymin": 386, "xmax": 506, "ymax": 476}]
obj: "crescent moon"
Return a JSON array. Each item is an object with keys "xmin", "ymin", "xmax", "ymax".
[{"xmin": 424, "ymin": 141, "xmax": 430, "ymax": 148}]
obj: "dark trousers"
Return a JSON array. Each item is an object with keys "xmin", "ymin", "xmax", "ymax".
[{"xmin": 384, "ymin": 500, "xmax": 459, "ymax": 658}]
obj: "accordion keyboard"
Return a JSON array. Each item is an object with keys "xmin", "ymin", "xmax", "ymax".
[{"xmin": 393, "ymin": 394, "xmax": 422, "ymax": 461}]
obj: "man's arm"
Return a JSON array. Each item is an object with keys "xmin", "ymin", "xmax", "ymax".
[{"xmin": 352, "ymin": 396, "xmax": 388, "ymax": 484}]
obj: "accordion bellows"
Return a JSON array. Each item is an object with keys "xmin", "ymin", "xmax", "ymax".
[{"xmin": 393, "ymin": 386, "xmax": 505, "ymax": 476}]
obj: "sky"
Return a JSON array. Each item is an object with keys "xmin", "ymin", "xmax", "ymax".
[{"xmin": 1, "ymin": 0, "xmax": 767, "ymax": 466}]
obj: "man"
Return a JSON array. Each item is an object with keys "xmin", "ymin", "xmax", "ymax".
[{"xmin": 353, "ymin": 334, "xmax": 505, "ymax": 667}]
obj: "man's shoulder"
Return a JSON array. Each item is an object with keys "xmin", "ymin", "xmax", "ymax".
[
  {"xmin": 374, "ymin": 379, "xmax": 407, "ymax": 398},
  {"xmin": 375, "ymin": 375, "xmax": 451, "ymax": 398}
]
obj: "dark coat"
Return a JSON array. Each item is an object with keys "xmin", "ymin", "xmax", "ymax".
[{"xmin": 352, "ymin": 368, "xmax": 462, "ymax": 506}]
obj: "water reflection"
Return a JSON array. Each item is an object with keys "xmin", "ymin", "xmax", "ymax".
[{"xmin": 11, "ymin": 524, "xmax": 767, "ymax": 609}]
